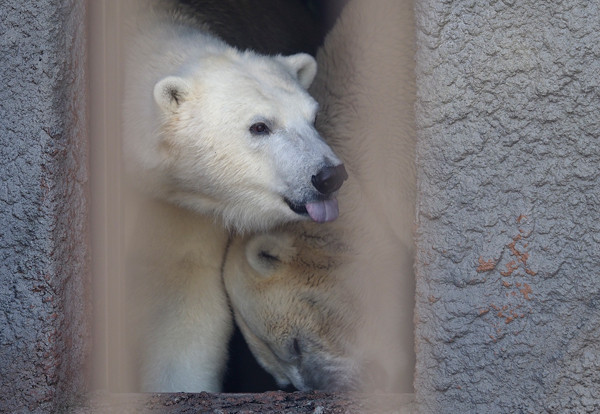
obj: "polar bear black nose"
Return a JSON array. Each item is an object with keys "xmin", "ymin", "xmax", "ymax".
[{"xmin": 311, "ymin": 164, "xmax": 348, "ymax": 195}]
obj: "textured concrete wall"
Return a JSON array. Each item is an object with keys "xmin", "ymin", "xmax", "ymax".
[
  {"xmin": 414, "ymin": 1, "xmax": 600, "ymax": 413},
  {"xmin": 0, "ymin": 1, "xmax": 90, "ymax": 412}
]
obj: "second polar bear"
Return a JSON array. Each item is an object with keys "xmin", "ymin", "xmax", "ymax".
[
  {"xmin": 223, "ymin": 0, "xmax": 416, "ymax": 392},
  {"xmin": 122, "ymin": 1, "xmax": 347, "ymax": 392}
]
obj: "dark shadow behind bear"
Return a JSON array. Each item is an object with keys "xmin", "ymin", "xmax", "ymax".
[{"xmin": 175, "ymin": 0, "xmax": 348, "ymax": 56}]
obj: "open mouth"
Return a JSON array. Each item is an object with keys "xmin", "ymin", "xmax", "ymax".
[
  {"xmin": 284, "ymin": 197, "xmax": 339, "ymax": 223},
  {"xmin": 285, "ymin": 198, "xmax": 309, "ymax": 216}
]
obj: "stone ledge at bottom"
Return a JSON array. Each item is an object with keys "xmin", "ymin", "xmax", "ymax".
[{"xmin": 71, "ymin": 390, "xmax": 417, "ymax": 413}]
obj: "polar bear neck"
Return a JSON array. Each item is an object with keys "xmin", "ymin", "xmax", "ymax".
[{"xmin": 126, "ymin": 194, "xmax": 230, "ymax": 264}]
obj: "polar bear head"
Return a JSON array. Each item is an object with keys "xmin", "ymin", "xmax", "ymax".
[
  {"xmin": 125, "ymin": 46, "xmax": 347, "ymax": 232},
  {"xmin": 224, "ymin": 226, "xmax": 399, "ymax": 392}
]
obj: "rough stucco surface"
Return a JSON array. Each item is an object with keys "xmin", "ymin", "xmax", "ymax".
[
  {"xmin": 0, "ymin": 1, "xmax": 90, "ymax": 412},
  {"xmin": 77, "ymin": 391, "xmax": 417, "ymax": 413},
  {"xmin": 414, "ymin": 1, "xmax": 600, "ymax": 413}
]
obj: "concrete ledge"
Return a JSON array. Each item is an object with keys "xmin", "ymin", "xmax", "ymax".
[{"xmin": 76, "ymin": 392, "xmax": 418, "ymax": 414}]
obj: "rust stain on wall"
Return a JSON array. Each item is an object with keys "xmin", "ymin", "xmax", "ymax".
[{"xmin": 477, "ymin": 215, "xmax": 537, "ymax": 325}]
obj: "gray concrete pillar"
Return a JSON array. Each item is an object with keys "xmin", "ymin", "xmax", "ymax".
[
  {"xmin": 0, "ymin": 1, "xmax": 90, "ymax": 412},
  {"xmin": 414, "ymin": 1, "xmax": 600, "ymax": 412}
]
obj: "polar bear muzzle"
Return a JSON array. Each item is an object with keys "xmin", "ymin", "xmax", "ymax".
[
  {"xmin": 308, "ymin": 164, "xmax": 347, "ymax": 221},
  {"xmin": 285, "ymin": 164, "xmax": 347, "ymax": 223}
]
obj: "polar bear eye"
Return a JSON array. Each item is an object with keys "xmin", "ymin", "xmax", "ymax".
[{"xmin": 249, "ymin": 122, "xmax": 271, "ymax": 136}]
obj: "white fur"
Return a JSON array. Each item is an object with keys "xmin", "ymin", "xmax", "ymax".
[
  {"xmin": 127, "ymin": 199, "xmax": 232, "ymax": 392},
  {"xmin": 122, "ymin": 3, "xmax": 345, "ymax": 392},
  {"xmin": 223, "ymin": 0, "xmax": 416, "ymax": 392}
]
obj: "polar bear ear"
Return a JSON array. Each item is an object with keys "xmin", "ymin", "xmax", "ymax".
[
  {"xmin": 153, "ymin": 76, "xmax": 191, "ymax": 112},
  {"xmin": 277, "ymin": 53, "xmax": 317, "ymax": 89},
  {"xmin": 245, "ymin": 232, "xmax": 296, "ymax": 278}
]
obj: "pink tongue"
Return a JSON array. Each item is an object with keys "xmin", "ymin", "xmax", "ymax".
[{"xmin": 305, "ymin": 198, "xmax": 339, "ymax": 223}]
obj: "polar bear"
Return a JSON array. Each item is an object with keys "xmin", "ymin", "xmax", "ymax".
[
  {"xmin": 223, "ymin": 0, "xmax": 416, "ymax": 393},
  {"xmin": 122, "ymin": 0, "xmax": 347, "ymax": 392}
]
